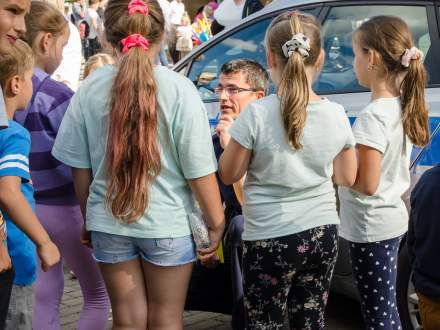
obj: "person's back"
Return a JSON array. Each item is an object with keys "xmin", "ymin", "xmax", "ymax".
[
  {"xmin": 232, "ymin": 95, "xmax": 353, "ymax": 239},
  {"xmin": 219, "ymin": 12, "xmax": 356, "ymax": 329},
  {"xmin": 56, "ymin": 64, "xmax": 216, "ymax": 237},
  {"xmin": 408, "ymin": 164, "xmax": 440, "ymax": 330}
]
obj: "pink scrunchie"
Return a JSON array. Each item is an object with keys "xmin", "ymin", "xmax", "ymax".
[
  {"xmin": 121, "ymin": 34, "xmax": 149, "ymax": 53},
  {"xmin": 401, "ymin": 47, "xmax": 423, "ymax": 68},
  {"xmin": 128, "ymin": 0, "xmax": 148, "ymax": 16}
]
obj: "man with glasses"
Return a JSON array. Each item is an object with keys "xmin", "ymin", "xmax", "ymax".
[{"xmin": 213, "ymin": 59, "xmax": 268, "ymax": 330}]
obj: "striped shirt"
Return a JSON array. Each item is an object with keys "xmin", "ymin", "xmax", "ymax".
[
  {"xmin": 14, "ymin": 68, "xmax": 78, "ymax": 206},
  {"xmin": 0, "ymin": 120, "xmax": 37, "ymax": 285}
]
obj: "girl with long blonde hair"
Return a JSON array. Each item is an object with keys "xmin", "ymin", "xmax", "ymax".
[{"xmin": 219, "ymin": 12, "xmax": 357, "ymax": 329}]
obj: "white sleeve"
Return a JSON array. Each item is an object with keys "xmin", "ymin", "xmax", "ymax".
[
  {"xmin": 51, "ymin": 22, "xmax": 82, "ymax": 91},
  {"xmin": 353, "ymin": 111, "xmax": 388, "ymax": 153}
]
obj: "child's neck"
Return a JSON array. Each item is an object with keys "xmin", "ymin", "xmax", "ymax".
[
  {"xmin": 4, "ymin": 98, "xmax": 18, "ymax": 120},
  {"xmin": 33, "ymin": 62, "xmax": 46, "ymax": 74},
  {"xmin": 370, "ymin": 79, "xmax": 400, "ymax": 100}
]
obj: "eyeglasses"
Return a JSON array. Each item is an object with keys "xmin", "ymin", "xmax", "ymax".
[{"xmin": 214, "ymin": 86, "xmax": 259, "ymax": 96}]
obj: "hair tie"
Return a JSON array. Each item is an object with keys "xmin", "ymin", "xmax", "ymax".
[
  {"xmin": 282, "ymin": 33, "xmax": 310, "ymax": 59},
  {"xmin": 401, "ymin": 47, "xmax": 423, "ymax": 67},
  {"xmin": 128, "ymin": 0, "xmax": 148, "ymax": 16},
  {"xmin": 121, "ymin": 34, "xmax": 149, "ymax": 53}
]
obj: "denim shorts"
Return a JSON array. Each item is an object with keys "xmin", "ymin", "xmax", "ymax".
[{"xmin": 91, "ymin": 231, "xmax": 197, "ymax": 266}]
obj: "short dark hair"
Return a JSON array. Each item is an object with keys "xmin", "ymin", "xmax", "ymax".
[{"xmin": 220, "ymin": 59, "xmax": 269, "ymax": 94}]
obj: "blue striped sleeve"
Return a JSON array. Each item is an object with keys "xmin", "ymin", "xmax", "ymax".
[{"xmin": 0, "ymin": 128, "xmax": 31, "ymax": 182}]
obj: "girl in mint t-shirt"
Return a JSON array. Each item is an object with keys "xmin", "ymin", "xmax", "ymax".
[
  {"xmin": 52, "ymin": 0, "xmax": 225, "ymax": 329},
  {"xmin": 339, "ymin": 16, "xmax": 430, "ymax": 330},
  {"xmin": 219, "ymin": 12, "xmax": 357, "ymax": 330}
]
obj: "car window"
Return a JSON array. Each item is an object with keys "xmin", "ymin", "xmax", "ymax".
[
  {"xmin": 188, "ymin": 18, "xmax": 271, "ymax": 102},
  {"xmin": 315, "ymin": 5, "xmax": 432, "ymax": 93},
  {"xmin": 188, "ymin": 7, "xmax": 320, "ymax": 102}
]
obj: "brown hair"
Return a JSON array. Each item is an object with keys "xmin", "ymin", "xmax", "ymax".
[
  {"xmin": 0, "ymin": 40, "xmax": 34, "ymax": 88},
  {"xmin": 266, "ymin": 12, "xmax": 321, "ymax": 149},
  {"xmin": 354, "ymin": 16, "xmax": 429, "ymax": 146},
  {"xmin": 104, "ymin": 0, "xmax": 164, "ymax": 222},
  {"xmin": 24, "ymin": 1, "xmax": 68, "ymax": 49},
  {"xmin": 83, "ymin": 53, "xmax": 115, "ymax": 78},
  {"xmin": 220, "ymin": 59, "xmax": 269, "ymax": 95}
]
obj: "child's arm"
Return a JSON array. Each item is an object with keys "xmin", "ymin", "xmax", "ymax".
[
  {"xmin": 0, "ymin": 176, "xmax": 60, "ymax": 271},
  {"xmin": 232, "ymin": 175, "xmax": 246, "ymax": 206},
  {"xmin": 71, "ymin": 168, "xmax": 93, "ymax": 246},
  {"xmin": 333, "ymin": 147, "xmax": 357, "ymax": 187},
  {"xmin": 188, "ymin": 173, "xmax": 225, "ymax": 264},
  {"xmin": 219, "ymin": 139, "xmax": 252, "ymax": 185},
  {"xmin": 351, "ymin": 145, "xmax": 382, "ymax": 196},
  {"xmin": 0, "ymin": 217, "xmax": 11, "ymax": 273}
]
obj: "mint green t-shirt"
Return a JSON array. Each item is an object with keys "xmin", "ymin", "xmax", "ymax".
[
  {"xmin": 229, "ymin": 95, "xmax": 355, "ymax": 241},
  {"xmin": 52, "ymin": 65, "xmax": 217, "ymax": 238}
]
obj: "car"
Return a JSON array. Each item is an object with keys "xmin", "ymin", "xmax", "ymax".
[{"xmin": 178, "ymin": 1, "xmax": 440, "ymax": 329}]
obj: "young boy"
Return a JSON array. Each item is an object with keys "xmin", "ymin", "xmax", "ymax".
[
  {"xmin": 0, "ymin": 0, "xmax": 30, "ymax": 326},
  {"xmin": 0, "ymin": 39, "xmax": 60, "ymax": 329}
]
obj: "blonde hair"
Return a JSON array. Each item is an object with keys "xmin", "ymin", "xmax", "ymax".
[
  {"xmin": 266, "ymin": 12, "xmax": 321, "ymax": 149},
  {"xmin": 354, "ymin": 16, "xmax": 429, "ymax": 146},
  {"xmin": 0, "ymin": 40, "xmax": 34, "ymax": 88},
  {"xmin": 24, "ymin": 1, "xmax": 68, "ymax": 50},
  {"xmin": 83, "ymin": 53, "xmax": 115, "ymax": 78}
]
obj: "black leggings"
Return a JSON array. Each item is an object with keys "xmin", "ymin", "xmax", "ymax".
[
  {"xmin": 0, "ymin": 267, "xmax": 14, "ymax": 330},
  {"xmin": 243, "ymin": 225, "xmax": 338, "ymax": 330}
]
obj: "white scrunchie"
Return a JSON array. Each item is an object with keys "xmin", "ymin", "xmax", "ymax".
[
  {"xmin": 401, "ymin": 47, "xmax": 424, "ymax": 67},
  {"xmin": 282, "ymin": 33, "xmax": 311, "ymax": 59}
]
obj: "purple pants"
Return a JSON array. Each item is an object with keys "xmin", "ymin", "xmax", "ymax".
[{"xmin": 32, "ymin": 204, "xmax": 110, "ymax": 330}]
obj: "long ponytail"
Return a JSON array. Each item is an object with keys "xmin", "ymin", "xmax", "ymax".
[
  {"xmin": 400, "ymin": 59, "xmax": 429, "ymax": 146},
  {"xmin": 104, "ymin": 0, "xmax": 164, "ymax": 222},
  {"xmin": 278, "ymin": 16, "xmax": 309, "ymax": 149},
  {"xmin": 266, "ymin": 12, "xmax": 321, "ymax": 149},
  {"xmin": 355, "ymin": 16, "xmax": 430, "ymax": 147}
]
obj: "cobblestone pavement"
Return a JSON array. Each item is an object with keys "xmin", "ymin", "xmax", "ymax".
[{"xmin": 60, "ymin": 268, "xmax": 363, "ymax": 330}]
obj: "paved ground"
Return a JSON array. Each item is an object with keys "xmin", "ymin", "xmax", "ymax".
[{"xmin": 60, "ymin": 267, "xmax": 363, "ymax": 330}]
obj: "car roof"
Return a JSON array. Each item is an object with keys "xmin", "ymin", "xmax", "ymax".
[{"xmin": 262, "ymin": 0, "xmax": 432, "ymax": 13}]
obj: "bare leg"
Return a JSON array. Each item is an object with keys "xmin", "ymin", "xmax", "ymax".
[
  {"xmin": 142, "ymin": 260, "xmax": 193, "ymax": 330},
  {"xmin": 99, "ymin": 258, "xmax": 148, "ymax": 330}
]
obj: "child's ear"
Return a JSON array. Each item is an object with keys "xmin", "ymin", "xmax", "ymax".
[
  {"xmin": 367, "ymin": 49, "xmax": 380, "ymax": 68},
  {"xmin": 39, "ymin": 32, "xmax": 54, "ymax": 55},
  {"xmin": 266, "ymin": 49, "xmax": 275, "ymax": 70},
  {"xmin": 315, "ymin": 49, "xmax": 325, "ymax": 72},
  {"xmin": 5, "ymin": 75, "xmax": 21, "ymax": 97}
]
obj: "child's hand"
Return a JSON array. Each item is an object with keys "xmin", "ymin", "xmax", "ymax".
[
  {"xmin": 198, "ymin": 225, "xmax": 224, "ymax": 266},
  {"xmin": 80, "ymin": 223, "xmax": 92, "ymax": 248},
  {"xmin": 37, "ymin": 241, "xmax": 60, "ymax": 272},
  {"xmin": 0, "ymin": 243, "xmax": 12, "ymax": 273}
]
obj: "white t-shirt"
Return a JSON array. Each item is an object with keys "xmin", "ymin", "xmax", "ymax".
[
  {"xmin": 85, "ymin": 7, "xmax": 100, "ymax": 40},
  {"xmin": 214, "ymin": 0, "xmax": 245, "ymax": 28},
  {"xmin": 339, "ymin": 97, "xmax": 412, "ymax": 243},
  {"xmin": 52, "ymin": 21, "xmax": 82, "ymax": 91},
  {"xmin": 157, "ymin": 0, "xmax": 171, "ymax": 31},
  {"xmin": 177, "ymin": 25, "xmax": 192, "ymax": 39},
  {"xmin": 168, "ymin": 0, "xmax": 184, "ymax": 25},
  {"xmin": 229, "ymin": 95, "xmax": 355, "ymax": 241}
]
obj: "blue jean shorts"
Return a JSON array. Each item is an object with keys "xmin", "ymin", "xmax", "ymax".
[{"xmin": 91, "ymin": 231, "xmax": 197, "ymax": 266}]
